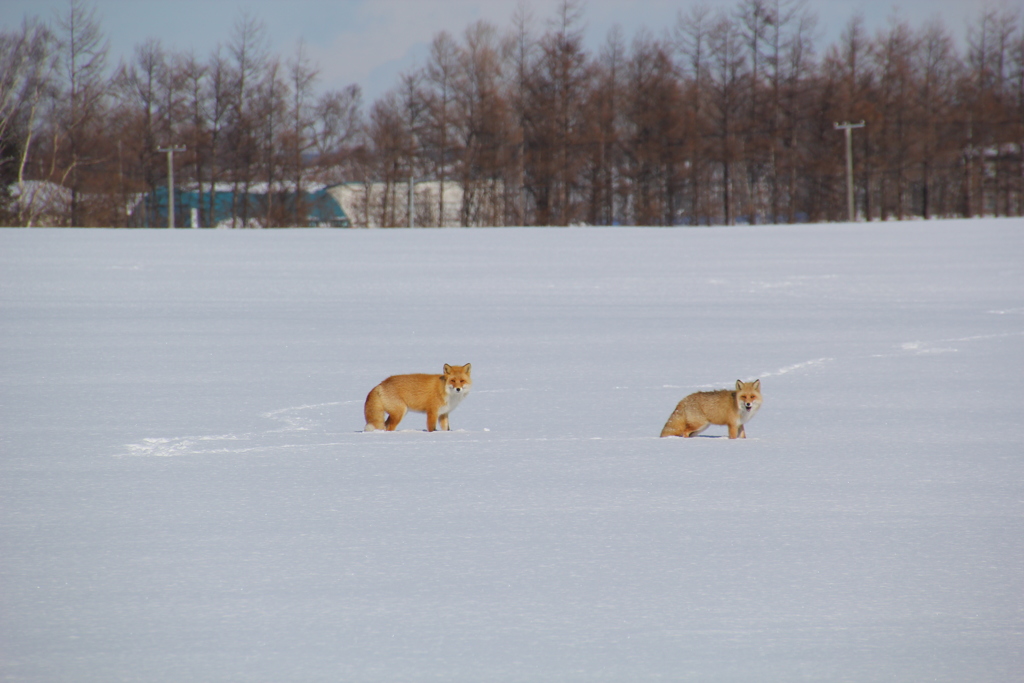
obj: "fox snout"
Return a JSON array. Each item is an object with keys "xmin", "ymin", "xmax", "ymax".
[{"xmin": 448, "ymin": 382, "xmax": 469, "ymax": 394}]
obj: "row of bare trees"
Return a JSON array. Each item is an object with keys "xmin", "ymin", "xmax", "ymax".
[
  {"xmin": 0, "ymin": 0, "xmax": 362, "ymax": 227},
  {"xmin": 2, "ymin": 0, "xmax": 1023, "ymax": 226}
]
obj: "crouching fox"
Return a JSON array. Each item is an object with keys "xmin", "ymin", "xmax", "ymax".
[
  {"xmin": 660, "ymin": 379, "xmax": 762, "ymax": 439},
  {"xmin": 364, "ymin": 363, "xmax": 472, "ymax": 432}
]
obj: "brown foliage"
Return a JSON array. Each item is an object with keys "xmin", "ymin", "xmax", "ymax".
[{"xmin": 2, "ymin": 0, "xmax": 1022, "ymax": 226}]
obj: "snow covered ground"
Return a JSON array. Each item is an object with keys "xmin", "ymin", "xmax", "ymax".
[{"xmin": 1, "ymin": 220, "xmax": 1022, "ymax": 682}]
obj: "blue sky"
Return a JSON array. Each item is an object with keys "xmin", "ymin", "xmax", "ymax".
[{"xmin": 2, "ymin": 0, "xmax": 995, "ymax": 104}]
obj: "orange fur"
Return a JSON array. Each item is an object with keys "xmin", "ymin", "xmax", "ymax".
[
  {"xmin": 364, "ymin": 363, "xmax": 472, "ymax": 432},
  {"xmin": 660, "ymin": 380, "xmax": 762, "ymax": 439}
]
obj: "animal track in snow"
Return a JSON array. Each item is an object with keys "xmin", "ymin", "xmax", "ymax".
[
  {"xmin": 898, "ymin": 331, "xmax": 1023, "ymax": 355},
  {"xmin": 758, "ymin": 357, "xmax": 833, "ymax": 378},
  {"xmin": 120, "ymin": 401, "xmax": 347, "ymax": 457}
]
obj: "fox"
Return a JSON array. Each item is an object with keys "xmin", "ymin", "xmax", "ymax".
[
  {"xmin": 363, "ymin": 363, "xmax": 472, "ymax": 432},
  {"xmin": 660, "ymin": 379, "xmax": 762, "ymax": 439}
]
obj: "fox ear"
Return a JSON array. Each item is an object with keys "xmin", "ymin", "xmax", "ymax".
[
  {"xmin": 443, "ymin": 364, "xmax": 452, "ymax": 374},
  {"xmin": 752, "ymin": 379, "xmax": 760, "ymax": 389},
  {"xmin": 464, "ymin": 363, "xmax": 471, "ymax": 374},
  {"xmin": 736, "ymin": 380, "xmax": 743, "ymax": 390}
]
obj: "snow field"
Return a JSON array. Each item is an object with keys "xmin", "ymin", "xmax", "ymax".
[{"xmin": 1, "ymin": 221, "xmax": 1022, "ymax": 682}]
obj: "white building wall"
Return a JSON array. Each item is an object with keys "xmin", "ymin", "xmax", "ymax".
[{"xmin": 327, "ymin": 181, "xmax": 502, "ymax": 228}]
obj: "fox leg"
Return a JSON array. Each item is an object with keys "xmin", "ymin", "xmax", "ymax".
[
  {"xmin": 686, "ymin": 422, "xmax": 710, "ymax": 437},
  {"xmin": 727, "ymin": 422, "xmax": 741, "ymax": 439},
  {"xmin": 681, "ymin": 409, "xmax": 708, "ymax": 437},
  {"xmin": 439, "ymin": 414, "xmax": 450, "ymax": 431},
  {"xmin": 425, "ymin": 408, "xmax": 439, "ymax": 432},
  {"xmin": 737, "ymin": 424, "xmax": 747, "ymax": 438},
  {"xmin": 384, "ymin": 404, "xmax": 406, "ymax": 431}
]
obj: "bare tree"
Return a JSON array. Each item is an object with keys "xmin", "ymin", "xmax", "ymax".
[
  {"xmin": 828, "ymin": 14, "xmax": 873, "ymax": 220},
  {"xmin": 453, "ymin": 20, "xmax": 507, "ymax": 226},
  {"xmin": 962, "ymin": 7, "xmax": 1013, "ymax": 217},
  {"xmin": 679, "ymin": 5, "xmax": 712, "ymax": 224},
  {"xmin": 737, "ymin": 0, "xmax": 773, "ymax": 222},
  {"xmin": 424, "ymin": 30, "xmax": 460, "ymax": 225},
  {"xmin": 226, "ymin": 11, "xmax": 268, "ymax": 227},
  {"xmin": 778, "ymin": 2, "xmax": 818, "ymax": 222},
  {"xmin": 256, "ymin": 56, "xmax": 287, "ymax": 225},
  {"xmin": 366, "ymin": 91, "xmax": 410, "ymax": 226},
  {"xmin": 53, "ymin": 0, "xmax": 109, "ymax": 225},
  {"xmin": 180, "ymin": 49, "xmax": 208, "ymax": 226},
  {"xmin": 708, "ymin": 12, "xmax": 747, "ymax": 224},
  {"xmin": 0, "ymin": 17, "xmax": 58, "ymax": 225},
  {"xmin": 523, "ymin": 0, "xmax": 591, "ymax": 225},
  {"xmin": 204, "ymin": 47, "xmax": 231, "ymax": 227},
  {"xmin": 872, "ymin": 15, "xmax": 917, "ymax": 220},
  {"xmin": 112, "ymin": 39, "xmax": 164, "ymax": 225},
  {"xmin": 915, "ymin": 19, "xmax": 957, "ymax": 219},
  {"xmin": 311, "ymin": 83, "xmax": 362, "ymax": 183},
  {"xmin": 995, "ymin": 9, "xmax": 1020, "ymax": 216},
  {"xmin": 286, "ymin": 40, "xmax": 319, "ymax": 224},
  {"xmin": 584, "ymin": 25, "xmax": 625, "ymax": 225},
  {"xmin": 623, "ymin": 31, "xmax": 684, "ymax": 225},
  {"xmin": 400, "ymin": 70, "xmax": 428, "ymax": 177},
  {"xmin": 1010, "ymin": 13, "xmax": 1024, "ymax": 215}
]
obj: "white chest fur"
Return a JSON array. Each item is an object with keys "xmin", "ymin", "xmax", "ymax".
[
  {"xmin": 738, "ymin": 402, "xmax": 760, "ymax": 424},
  {"xmin": 441, "ymin": 385, "xmax": 470, "ymax": 414}
]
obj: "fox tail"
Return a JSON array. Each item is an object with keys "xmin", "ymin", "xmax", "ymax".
[{"xmin": 364, "ymin": 385, "xmax": 384, "ymax": 431}]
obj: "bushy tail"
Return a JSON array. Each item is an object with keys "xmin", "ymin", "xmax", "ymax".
[
  {"xmin": 364, "ymin": 385, "xmax": 384, "ymax": 431},
  {"xmin": 660, "ymin": 419, "xmax": 686, "ymax": 438}
]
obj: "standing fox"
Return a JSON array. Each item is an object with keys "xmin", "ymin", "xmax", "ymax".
[
  {"xmin": 660, "ymin": 380, "xmax": 762, "ymax": 439},
  {"xmin": 364, "ymin": 363, "xmax": 472, "ymax": 432}
]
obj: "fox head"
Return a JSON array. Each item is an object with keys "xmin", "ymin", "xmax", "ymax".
[
  {"xmin": 735, "ymin": 379, "xmax": 762, "ymax": 414},
  {"xmin": 442, "ymin": 363, "xmax": 472, "ymax": 395}
]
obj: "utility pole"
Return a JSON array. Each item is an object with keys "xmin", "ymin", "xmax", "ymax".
[
  {"xmin": 157, "ymin": 146, "xmax": 186, "ymax": 228},
  {"xmin": 834, "ymin": 121, "xmax": 864, "ymax": 222}
]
